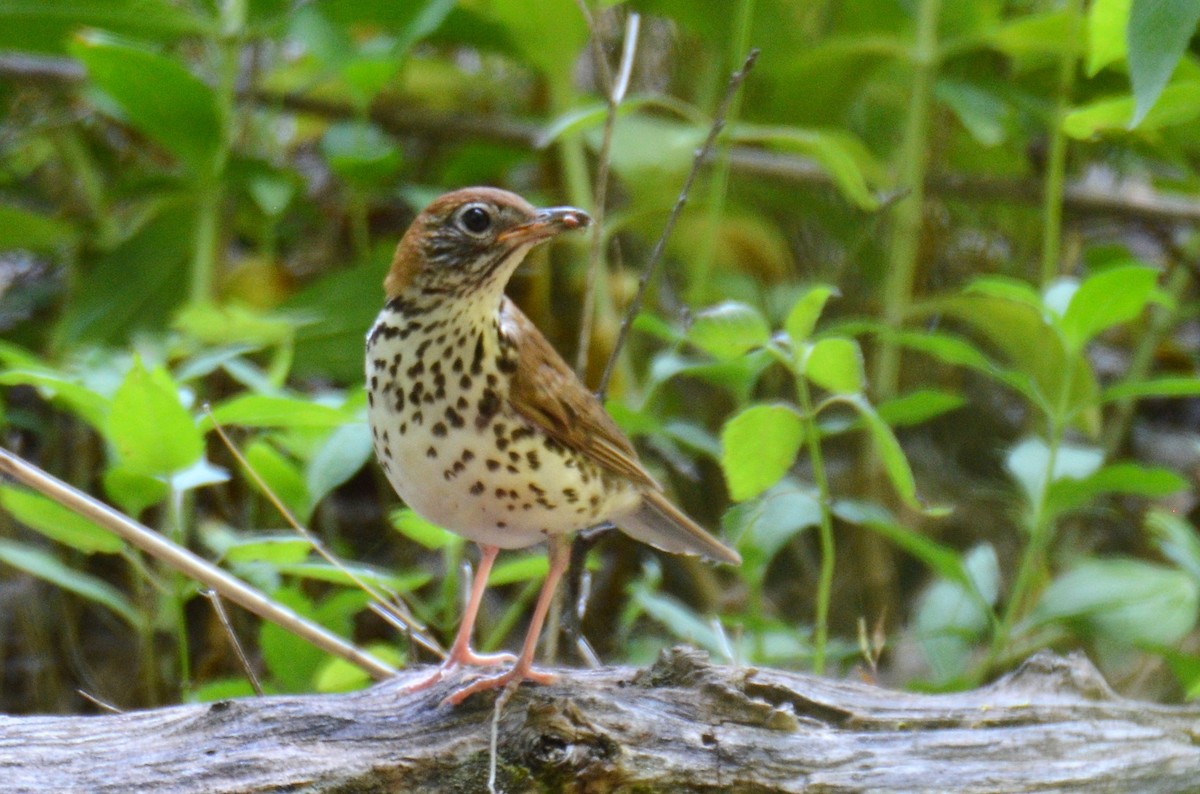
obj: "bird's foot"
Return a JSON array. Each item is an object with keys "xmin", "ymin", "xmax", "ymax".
[
  {"xmin": 400, "ymin": 647, "xmax": 517, "ymax": 694},
  {"xmin": 441, "ymin": 662, "xmax": 557, "ymax": 706}
]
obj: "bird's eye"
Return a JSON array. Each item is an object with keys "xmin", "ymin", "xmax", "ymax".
[{"xmin": 458, "ymin": 205, "xmax": 492, "ymax": 235}]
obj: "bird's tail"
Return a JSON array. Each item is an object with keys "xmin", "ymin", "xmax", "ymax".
[{"xmin": 617, "ymin": 490, "xmax": 742, "ymax": 565}]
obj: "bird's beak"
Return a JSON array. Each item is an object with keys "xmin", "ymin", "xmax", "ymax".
[{"xmin": 498, "ymin": 206, "xmax": 591, "ymax": 245}]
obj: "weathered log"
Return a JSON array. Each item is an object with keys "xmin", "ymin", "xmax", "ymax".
[{"xmin": 0, "ymin": 648, "xmax": 1196, "ymax": 793}]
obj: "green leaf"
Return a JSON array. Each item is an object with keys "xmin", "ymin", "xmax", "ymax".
[
  {"xmin": 935, "ymin": 79, "xmax": 1012, "ymax": 146},
  {"xmin": 1059, "ymin": 265, "xmax": 1157, "ymax": 352},
  {"xmin": 1064, "ymin": 81, "xmax": 1200, "ymax": 137},
  {"xmin": 0, "ymin": 486, "xmax": 123, "ymax": 554},
  {"xmin": 1157, "ymin": 647, "xmax": 1200, "ymax": 700},
  {"xmin": 244, "ymin": 439, "xmax": 309, "ymax": 522},
  {"xmin": 687, "ymin": 301, "xmax": 771, "ymax": 361},
  {"xmin": 54, "ymin": 201, "xmax": 194, "ymax": 347},
  {"xmin": 605, "ymin": 115, "xmax": 705, "ymax": 178},
  {"xmin": 876, "ymin": 389, "xmax": 965, "ymax": 427},
  {"xmin": 320, "ymin": 121, "xmax": 402, "ymax": 188},
  {"xmin": 288, "ymin": 256, "xmax": 388, "ymax": 382},
  {"xmin": 317, "ymin": 0, "xmax": 455, "ymax": 52},
  {"xmin": 169, "ymin": 458, "xmax": 230, "ymax": 492},
  {"xmin": 914, "ymin": 544, "xmax": 999, "ymax": 685},
  {"xmin": 314, "ymin": 641, "xmax": 402, "ymax": 693},
  {"xmin": 259, "ymin": 587, "xmax": 323, "ymax": 692},
  {"xmin": 1102, "ymin": 376, "xmax": 1200, "ymax": 402},
  {"xmin": 274, "ymin": 561, "xmax": 430, "ymax": 593},
  {"xmin": 1127, "ymin": 0, "xmax": 1200, "ymax": 126},
  {"xmin": 834, "ymin": 395, "xmax": 928, "ymax": 512},
  {"xmin": 965, "ymin": 275, "xmax": 1044, "ymax": 308},
  {"xmin": 109, "ymin": 358, "xmax": 203, "ymax": 477},
  {"xmin": 103, "ymin": 465, "xmax": 169, "ymax": 516},
  {"xmin": 802, "ymin": 337, "xmax": 864, "ymax": 394},
  {"xmin": 1005, "ymin": 437, "xmax": 1103, "ymax": 505},
  {"xmin": 0, "ymin": 0, "xmax": 204, "ymax": 55},
  {"xmin": 205, "ymin": 394, "xmax": 348, "ymax": 430},
  {"xmin": 724, "ymin": 479, "xmax": 821, "ymax": 573},
  {"xmin": 990, "ymin": 10, "xmax": 1075, "ymax": 62},
  {"xmin": 307, "ymin": 422, "xmax": 373, "ymax": 510},
  {"xmin": 174, "ymin": 302, "xmax": 296, "ymax": 347},
  {"xmin": 720, "ymin": 403, "xmax": 805, "ymax": 502},
  {"xmin": 1087, "ymin": 0, "xmax": 1131, "ymax": 75},
  {"xmin": 390, "ymin": 508, "xmax": 463, "ymax": 550},
  {"xmin": 0, "ymin": 369, "xmax": 109, "ymax": 430},
  {"xmin": 535, "ymin": 96, "xmax": 667, "ymax": 147},
  {"xmin": 223, "ymin": 534, "xmax": 313, "ymax": 565},
  {"xmin": 1032, "ymin": 557, "xmax": 1200, "ymax": 647},
  {"xmin": 784, "ymin": 285, "xmax": 836, "ymax": 345},
  {"xmin": 489, "ymin": 553, "xmax": 549, "ymax": 586},
  {"xmin": 732, "ymin": 124, "xmax": 879, "ymax": 210},
  {"xmin": 1046, "ymin": 462, "xmax": 1186, "ymax": 517},
  {"xmin": 834, "ymin": 500, "xmax": 974, "ymax": 591},
  {"xmin": 475, "ymin": 0, "xmax": 587, "ymax": 80},
  {"xmin": 71, "ymin": 33, "xmax": 222, "ymax": 176},
  {"xmin": 0, "ymin": 204, "xmax": 77, "ymax": 250},
  {"xmin": 646, "ymin": 349, "xmax": 775, "ymax": 404},
  {"xmin": 630, "ymin": 586, "xmax": 731, "ymax": 662},
  {"xmin": 1147, "ymin": 508, "xmax": 1200, "ymax": 584},
  {"xmin": 0, "ymin": 539, "xmax": 142, "ymax": 629},
  {"xmin": 927, "ymin": 290, "xmax": 1099, "ymax": 423}
]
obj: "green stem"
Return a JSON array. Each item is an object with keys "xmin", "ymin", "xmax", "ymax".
[
  {"xmin": 688, "ymin": 0, "xmax": 755, "ymax": 305},
  {"xmin": 872, "ymin": 0, "xmax": 941, "ymax": 401},
  {"xmin": 191, "ymin": 186, "xmax": 220, "ymax": 304},
  {"xmin": 168, "ymin": 487, "xmax": 192, "ymax": 694},
  {"xmin": 982, "ymin": 371, "xmax": 1074, "ymax": 678},
  {"xmin": 190, "ymin": 0, "xmax": 244, "ymax": 305},
  {"xmin": 796, "ymin": 376, "xmax": 836, "ymax": 675},
  {"xmin": 1038, "ymin": 0, "xmax": 1082, "ymax": 287},
  {"xmin": 1102, "ymin": 262, "xmax": 1190, "ymax": 455}
]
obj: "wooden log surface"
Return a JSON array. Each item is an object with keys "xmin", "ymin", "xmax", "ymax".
[{"xmin": 0, "ymin": 647, "xmax": 1197, "ymax": 793}]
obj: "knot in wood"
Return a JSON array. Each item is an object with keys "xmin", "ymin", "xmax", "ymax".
[{"xmin": 507, "ymin": 698, "xmax": 620, "ymax": 784}]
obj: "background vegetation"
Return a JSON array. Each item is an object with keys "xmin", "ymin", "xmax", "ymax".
[{"xmin": 2, "ymin": 0, "xmax": 1200, "ymax": 713}]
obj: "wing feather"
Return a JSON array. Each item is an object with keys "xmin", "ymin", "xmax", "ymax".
[{"xmin": 500, "ymin": 298, "xmax": 659, "ymax": 491}]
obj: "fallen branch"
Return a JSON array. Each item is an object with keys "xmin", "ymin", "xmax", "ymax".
[
  {"xmin": 5, "ymin": 54, "xmax": 1200, "ymax": 227},
  {"xmin": 1, "ymin": 647, "xmax": 1196, "ymax": 793}
]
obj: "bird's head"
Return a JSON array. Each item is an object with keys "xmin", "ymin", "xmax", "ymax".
[{"xmin": 385, "ymin": 187, "xmax": 591, "ymax": 302}]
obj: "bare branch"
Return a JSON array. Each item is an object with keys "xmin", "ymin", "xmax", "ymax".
[
  {"xmin": 575, "ymin": 10, "xmax": 641, "ymax": 375},
  {"xmin": 0, "ymin": 447, "xmax": 397, "ymax": 681},
  {"xmin": 597, "ymin": 48, "xmax": 760, "ymax": 399}
]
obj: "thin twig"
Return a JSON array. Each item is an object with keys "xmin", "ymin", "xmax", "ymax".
[
  {"xmin": 575, "ymin": 10, "xmax": 641, "ymax": 375},
  {"xmin": 487, "ymin": 684, "xmax": 519, "ymax": 794},
  {"xmin": 207, "ymin": 410, "xmax": 444, "ymax": 659},
  {"xmin": 597, "ymin": 48, "xmax": 761, "ymax": 399},
  {"xmin": 75, "ymin": 689, "xmax": 122, "ymax": 714},
  {"xmin": 202, "ymin": 588, "xmax": 265, "ymax": 696},
  {"xmin": 0, "ymin": 447, "xmax": 397, "ymax": 681}
]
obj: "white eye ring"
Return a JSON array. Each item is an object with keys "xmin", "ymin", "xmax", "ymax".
[{"xmin": 457, "ymin": 203, "xmax": 493, "ymax": 236}]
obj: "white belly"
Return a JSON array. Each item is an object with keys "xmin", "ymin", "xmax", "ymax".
[{"xmin": 366, "ymin": 313, "xmax": 638, "ymax": 549}]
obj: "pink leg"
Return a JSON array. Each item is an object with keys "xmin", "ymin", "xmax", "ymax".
[
  {"xmin": 401, "ymin": 544, "xmax": 515, "ymax": 693},
  {"xmin": 443, "ymin": 535, "xmax": 570, "ymax": 706}
]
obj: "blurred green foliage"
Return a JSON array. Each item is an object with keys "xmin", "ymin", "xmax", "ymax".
[{"xmin": 1, "ymin": 0, "xmax": 1200, "ymax": 711}]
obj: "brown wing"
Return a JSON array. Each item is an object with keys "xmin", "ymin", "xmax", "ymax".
[{"xmin": 500, "ymin": 297, "xmax": 659, "ymax": 491}]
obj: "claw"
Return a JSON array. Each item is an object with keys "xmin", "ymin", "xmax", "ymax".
[
  {"xmin": 400, "ymin": 647, "xmax": 517, "ymax": 695},
  {"xmin": 441, "ymin": 662, "xmax": 557, "ymax": 706}
]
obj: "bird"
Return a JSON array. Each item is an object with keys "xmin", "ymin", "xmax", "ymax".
[{"xmin": 366, "ymin": 186, "xmax": 741, "ymax": 705}]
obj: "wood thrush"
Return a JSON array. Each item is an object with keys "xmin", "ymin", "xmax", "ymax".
[{"xmin": 366, "ymin": 187, "xmax": 740, "ymax": 704}]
